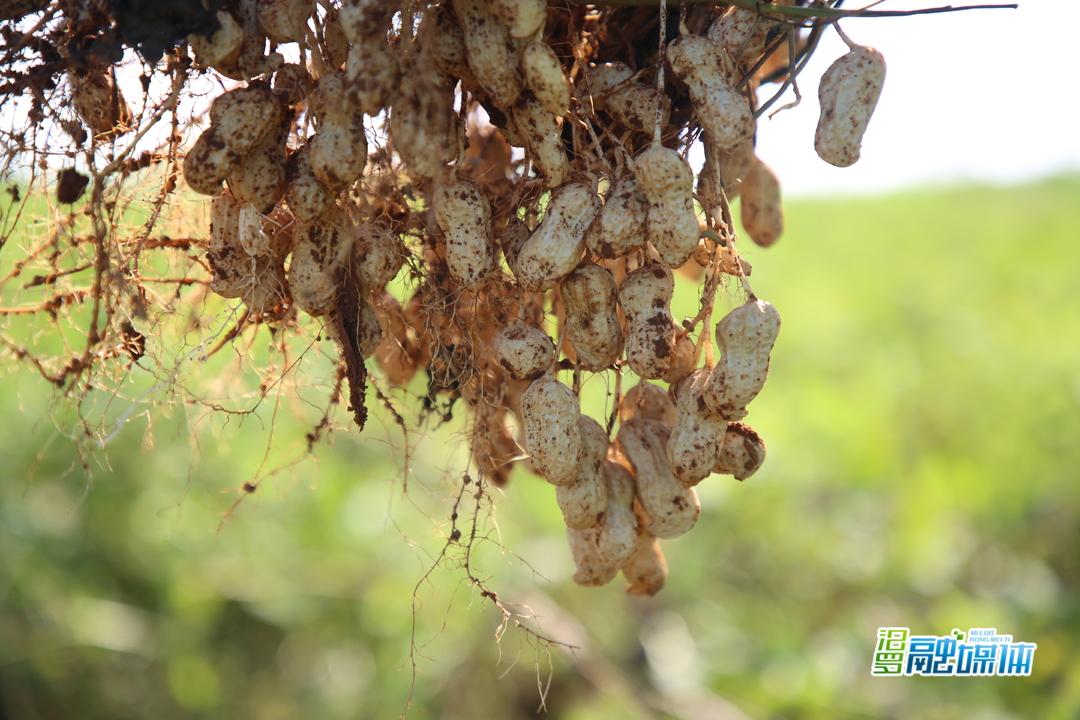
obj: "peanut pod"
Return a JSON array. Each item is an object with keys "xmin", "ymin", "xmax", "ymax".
[
  {"xmin": 188, "ymin": 11, "xmax": 245, "ymax": 68},
  {"xmin": 703, "ymin": 299, "xmax": 781, "ymax": 418},
  {"xmin": 493, "ymin": 322, "xmax": 555, "ymax": 380},
  {"xmin": 668, "ymin": 369, "xmax": 728, "ymax": 486},
  {"xmin": 520, "ymin": 373, "xmax": 582, "ymax": 486},
  {"xmin": 521, "ymin": 41, "xmax": 569, "ymax": 115},
  {"xmin": 635, "ymin": 144, "xmax": 700, "ymax": 268},
  {"xmin": 595, "ymin": 460, "xmax": 639, "ymax": 567},
  {"xmin": 618, "ymin": 262, "xmax": 679, "ymax": 380},
  {"xmin": 288, "ymin": 211, "xmax": 353, "ymax": 317},
  {"xmin": 567, "ymin": 527, "xmax": 618, "ymax": 587},
  {"xmin": 453, "ymin": 0, "xmax": 522, "ymax": 106},
  {"xmin": 617, "ymin": 418, "xmax": 700, "ymax": 539},
  {"xmin": 621, "ymin": 523, "xmax": 667, "ymax": 597},
  {"xmin": 433, "ymin": 180, "xmax": 497, "ymax": 288},
  {"xmin": 585, "ymin": 174, "xmax": 647, "ymax": 259},
  {"xmin": 510, "ymin": 97, "xmax": 569, "ymax": 188},
  {"xmin": 585, "ymin": 62, "xmax": 670, "ymax": 134},
  {"xmin": 740, "ymin": 155, "xmax": 783, "ymax": 248},
  {"xmin": 667, "ymin": 34, "xmax": 754, "ymax": 153},
  {"xmin": 555, "ymin": 416, "xmax": 609, "ymax": 530},
  {"xmin": 714, "ymin": 421, "xmax": 767, "ymax": 480},
  {"xmin": 560, "ymin": 264, "xmax": 624, "ymax": 372},
  {"xmin": 352, "ymin": 219, "xmax": 405, "ymax": 292},
  {"xmin": 490, "ymin": 0, "xmax": 545, "ymax": 38},
  {"xmin": 619, "ymin": 381, "xmax": 677, "ymax": 427},
  {"xmin": 285, "ymin": 145, "xmax": 335, "ymax": 223},
  {"xmin": 70, "ymin": 67, "xmax": 130, "ymax": 137},
  {"xmin": 815, "ymin": 44, "xmax": 886, "ymax": 167},
  {"xmin": 511, "ymin": 183, "xmax": 600, "ymax": 291}
]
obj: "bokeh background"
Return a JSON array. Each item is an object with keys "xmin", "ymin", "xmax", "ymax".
[{"xmin": 3, "ymin": 2, "xmax": 1080, "ymax": 719}]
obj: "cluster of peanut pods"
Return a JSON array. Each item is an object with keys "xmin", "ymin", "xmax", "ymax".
[{"xmin": 168, "ymin": 0, "xmax": 885, "ymax": 595}]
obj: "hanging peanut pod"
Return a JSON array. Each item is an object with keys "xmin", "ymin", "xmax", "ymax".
[
  {"xmin": 246, "ymin": 205, "xmax": 295, "ymax": 264},
  {"xmin": 272, "ymin": 63, "xmax": 315, "ymax": 105},
  {"xmin": 635, "ymin": 144, "xmax": 700, "ymax": 268},
  {"xmin": 288, "ymin": 210, "xmax": 353, "ymax": 317},
  {"xmin": 207, "ymin": 196, "xmax": 286, "ymax": 307},
  {"xmin": 237, "ymin": 204, "xmax": 270, "ymax": 257},
  {"xmin": 667, "ymin": 369, "xmax": 728, "ymax": 487},
  {"xmin": 227, "ymin": 118, "xmax": 288, "ymax": 213},
  {"xmin": 555, "ymin": 416, "xmax": 609, "ymax": 530},
  {"xmin": 344, "ymin": 42, "xmax": 400, "ymax": 116},
  {"xmin": 209, "ymin": 86, "xmax": 283, "ymax": 158},
  {"xmin": 520, "ymin": 373, "xmax": 582, "ymax": 486},
  {"xmin": 493, "ymin": 322, "xmax": 555, "ymax": 380},
  {"xmin": 585, "ymin": 175, "xmax": 648, "ymax": 259},
  {"xmin": 183, "ymin": 129, "xmax": 235, "ymax": 196},
  {"xmin": 352, "ymin": 218, "xmax": 405, "ymax": 292},
  {"xmin": 433, "ymin": 180, "xmax": 497, "ymax": 288},
  {"xmin": 740, "ymin": 156, "xmax": 783, "ymax": 248},
  {"xmin": 714, "ymin": 421, "xmax": 767, "ymax": 480},
  {"xmin": 338, "ymin": 0, "xmax": 393, "ymax": 44},
  {"xmin": 521, "ymin": 41, "xmax": 570, "ymax": 116},
  {"xmin": 472, "ymin": 405, "xmax": 522, "ymax": 486},
  {"xmin": 256, "ymin": 0, "xmax": 312, "ymax": 44},
  {"xmin": 667, "ymin": 33, "xmax": 755, "ymax": 153},
  {"xmin": 241, "ymin": 262, "xmax": 290, "ymax": 316},
  {"xmin": 322, "ymin": 9, "xmax": 351, "ymax": 68},
  {"xmin": 206, "ymin": 193, "xmax": 246, "ymax": 298},
  {"xmin": 389, "ymin": 64, "xmax": 455, "ymax": 181},
  {"xmin": 815, "ymin": 44, "xmax": 886, "ymax": 167},
  {"xmin": 704, "ymin": 299, "xmax": 782, "ymax": 418},
  {"xmin": 621, "ymin": 521, "xmax": 668, "ymax": 597},
  {"xmin": 584, "ymin": 62, "xmax": 670, "ymax": 135},
  {"xmin": 595, "ymin": 460, "xmax": 639, "ymax": 568},
  {"xmin": 567, "ymin": 526, "xmax": 619, "ymax": 587},
  {"xmin": 452, "ymin": 0, "xmax": 523, "ymax": 106},
  {"xmin": 663, "ymin": 330, "xmax": 697, "ymax": 386},
  {"xmin": 619, "ymin": 262, "xmax": 679, "ymax": 380},
  {"xmin": 560, "ymin": 264, "xmax": 624, "ymax": 372},
  {"xmin": 372, "ymin": 293, "xmax": 426, "ymax": 387},
  {"xmin": 617, "ymin": 419, "xmax": 701, "ymax": 539},
  {"xmin": 707, "ymin": 5, "xmax": 786, "ymax": 69},
  {"xmin": 285, "ymin": 145, "xmax": 335, "ymax": 223},
  {"xmin": 511, "ymin": 183, "xmax": 600, "ymax": 291},
  {"xmin": 489, "ymin": 0, "xmax": 546, "ymax": 38},
  {"xmin": 620, "ymin": 382, "xmax": 677, "ymax": 427},
  {"xmin": 699, "ymin": 137, "xmax": 755, "ymax": 202},
  {"xmin": 186, "ymin": 87, "xmax": 284, "ymax": 196},
  {"xmin": 336, "ymin": 297, "xmax": 384, "ymax": 358},
  {"xmin": 422, "ymin": 4, "xmax": 476, "ymax": 85},
  {"xmin": 215, "ymin": 0, "xmax": 283, "ymax": 81},
  {"xmin": 309, "ymin": 74, "xmax": 369, "ymax": 191},
  {"xmin": 510, "ymin": 97, "xmax": 569, "ymax": 188},
  {"xmin": 188, "ymin": 10, "xmax": 245, "ymax": 68}
]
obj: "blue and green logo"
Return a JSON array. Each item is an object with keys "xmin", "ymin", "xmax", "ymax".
[{"xmin": 872, "ymin": 627, "xmax": 1036, "ymax": 677}]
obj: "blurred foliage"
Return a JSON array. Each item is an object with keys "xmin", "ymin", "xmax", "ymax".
[{"xmin": 1, "ymin": 176, "xmax": 1078, "ymax": 719}]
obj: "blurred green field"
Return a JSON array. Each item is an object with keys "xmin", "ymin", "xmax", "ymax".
[{"xmin": 1, "ymin": 176, "xmax": 1078, "ymax": 719}]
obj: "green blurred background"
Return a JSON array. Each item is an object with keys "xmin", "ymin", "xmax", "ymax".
[{"xmin": 1, "ymin": 177, "xmax": 1078, "ymax": 719}]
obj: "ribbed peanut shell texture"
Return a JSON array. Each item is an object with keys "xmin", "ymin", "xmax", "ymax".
[
  {"xmin": 815, "ymin": 45, "xmax": 886, "ymax": 167},
  {"xmin": 704, "ymin": 299, "xmax": 781, "ymax": 418},
  {"xmin": 521, "ymin": 374, "xmax": 582, "ymax": 486}
]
